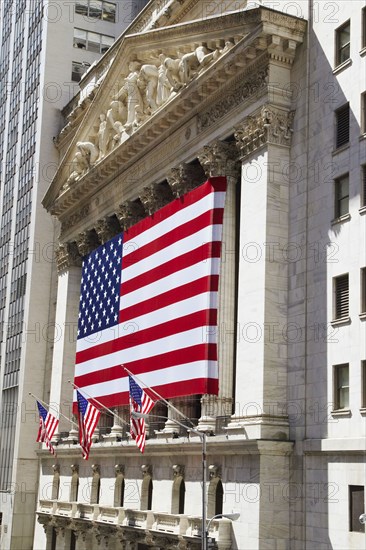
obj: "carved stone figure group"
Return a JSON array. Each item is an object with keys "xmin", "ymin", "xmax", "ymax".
[{"xmin": 65, "ymin": 40, "xmax": 235, "ymax": 188}]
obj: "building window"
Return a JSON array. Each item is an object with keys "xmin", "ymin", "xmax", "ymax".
[
  {"xmin": 362, "ymin": 7, "xmax": 366, "ymax": 49},
  {"xmin": 362, "ymin": 361, "xmax": 366, "ymax": 408},
  {"xmin": 75, "ymin": 0, "xmax": 116, "ymax": 22},
  {"xmin": 73, "ymin": 28, "xmax": 114, "ymax": 54},
  {"xmin": 335, "ymin": 104, "xmax": 350, "ymax": 148},
  {"xmin": 333, "ymin": 274, "xmax": 349, "ymax": 320},
  {"xmin": 361, "ymin": 93, "xmax": 366, "ymax": 135},
  {"xmin": 335, "ymin": 20, "xmax": 350, "ymax": 66},
  {"xmin": 334, "ymin": 363, "xmax": 349, "ymax": 410},
  {"xmin": 334, "ymin": 174, "xmax": 349, "ymax": 218},
  {"xmin": 361, "ymin": 268, "xmax": 366, "ymax": 314},
  {"xmin": 349, "ymin": 486, "xmax": 365, "ymax": 532},
  {"xmin": 71, "ymin": 61, "xmax": 88, "ymax": 82},
  {"xmin": 362, "ymin": 165, "xmax": 366, "ymax": 208}
]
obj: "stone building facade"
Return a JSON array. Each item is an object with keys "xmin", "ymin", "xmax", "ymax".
[{"xmin": 33, "ymin": 1, "xmax": 366, "ymax": 549}]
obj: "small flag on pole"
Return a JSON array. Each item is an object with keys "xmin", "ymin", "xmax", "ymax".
[
  {"xmin": 76, "ymin": 390, "xmax": 101, "ymax": 460},
  {"xmin": 36, "ymin": 401, "xmax": 59, "ymax": 456},
  {"xmin": 129, "ymin": 375, "xmax": 155, "ymax": 453}
]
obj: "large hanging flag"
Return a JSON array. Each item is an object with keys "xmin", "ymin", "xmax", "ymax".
[
  {"xmin": 76, "ymin": 390, "xmax": 101, "ymax": 460},
  {"xmin": 36, "ymin": 401, "xmax": 59, "ymax": 456},
  {"xmin": 74, "ymin": 177, "xmax": 226, "ymax": 408},
  {"xmin": 129, "ymin": 375, "xmax": 155, "ymax": 453}
]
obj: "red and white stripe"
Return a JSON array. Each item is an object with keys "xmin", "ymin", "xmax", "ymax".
[{"xmin": 75, "ymin": 177, "xmax": 226, "ymax": 408}]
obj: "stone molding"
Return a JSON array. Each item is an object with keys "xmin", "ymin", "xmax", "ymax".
[
  {"xmin": 234, "ymin": 104, "xmax": 295, "ymax": 159},
  {"xmin": 172, "ymin": 464, "xmax": 185, "ymax": 478},
  {"xmin": 197, "ymin": 65, "xmax": 269, "ymax": 131}
]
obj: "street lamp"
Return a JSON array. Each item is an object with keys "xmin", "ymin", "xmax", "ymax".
[{"xmin": 131, "ymin": 411, "xmax": 208, "ymax": 550}]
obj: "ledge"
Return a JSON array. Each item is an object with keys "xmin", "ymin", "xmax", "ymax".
[
  {"xmin": 359, "ymin": 408, "xmax": 366, "ymax": 415},
  {"xmin": 330, "ymin": 316, "xmax": 351, "ymax": 327},
  {"xmin": 359, "ymin": 312, "xmax": 366, "ymax": 320},
  {"xmin": 304, "ymin": 437, "xmax": 366, "ymax": 454},
  {"xmin": 332, "ymin": 143, "xmax": 350, "ymax": 156},
  {"xmin": 332, "ymin": 58, "xmax": 352, "ymax": 75},
  {"xmin": 331, "ymin": 409, "xmax": 352, "ymax": 418},
  {"xmin": 331, "ymin": 213, "xmax": 351, "ymax": 226},
  {"xmin": 359, "ymin": 206, "xmax": 366, "ymax": 215},
  {"xmin": 360, "ymin": 47, "xmax": 366, "ymax": 57}
]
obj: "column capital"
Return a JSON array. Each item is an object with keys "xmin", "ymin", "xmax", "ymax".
[
  {"xmin": 95, "ymin": 216, "xmax": 121, "ymax": 243},
  {"xmin": 117, "ymin": 200, "xmax": 145, "ymax": 230},
  {"xmin": 234, "ymin": 104, "xmax": 295, "ymax": 159},
  {"xmin": 76, "ymin": 229, "xmax": 100, "ymax": 257},
  {"xmin": 198, "ymin": 140, "xmax": 240, "ymax": 179},
  {"xmin": 55, "ymin": 242, "xmax": 82, "ymax": 273},
  {"xmin": 167, "ymin": 163, "xmax": 204, "ymax": 197},
  {"xmin": 139, "ymin": 182, "xmax": 174, "ymax": 215}
]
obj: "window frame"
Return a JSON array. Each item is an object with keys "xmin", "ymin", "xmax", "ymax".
[
  {"xmin": 361, "ymin": 268, "xmax": 366, "ymax": 314},
  {"xmin": 75, "ymin": 0, "xmax": 116, "ymax": 23},
  {"xmin": 335, "ymin": 20, "xmax": 351, "ymax": 67},
  {"xmin": 335, "ymin": 103, "xmax": 350, "ymax": 149},
  {"xmin": 361, "ymin": 361, "xmax": 366, "ymax": 409},
  {"xmin": 362, "ymin": 7, "xmax": 366, "ymax": 50},
  {"xmin": 349, "ymin": 485, "xmax": 365, "ymax": 532},
  {"xmin": 73, "ymin": 28, "xmax": 114, "ymax": 54},
  {"xmin": 334, "ymin": 173, "xmax": 349, "ymax": 219},
  {"xmin": 333, "ymin": 273, "xmax": 349, "ymax": 321},
  {"xmin": 333, "ymin": 363, "xmax": 350, "ymax": 411},
  {"xmin": 362, "ymin": 164, "xmax": 366, "ymax": 208}
]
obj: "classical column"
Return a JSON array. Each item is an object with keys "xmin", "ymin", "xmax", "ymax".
[
  {"xmin": 37, "ymin": 517, "xmax": 54, "ymax": 550},
  {"xmin": 197, "ymin": 140, "xmax": 240, "ymax": 432},
  {"xmin": 49, "ymin": 243, "xmax": 82, "ymax": 438},
  {"xmin": 227, "ymin": 105, "xmax": 295, "ymax": 439}
]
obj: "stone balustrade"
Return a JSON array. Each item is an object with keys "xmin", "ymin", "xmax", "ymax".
[{"xmin": 37, "ymin": 500, "xmax": 231, "ymax": 547}]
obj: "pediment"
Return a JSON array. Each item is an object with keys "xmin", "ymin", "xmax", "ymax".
[{"xmin": 43, "ymin": 7, "xmax": 306, "ymax": 218}]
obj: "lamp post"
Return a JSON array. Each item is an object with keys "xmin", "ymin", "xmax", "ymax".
[{"xmin": 131, "ymin": 411, "xmax": 208, "ymax": 550}]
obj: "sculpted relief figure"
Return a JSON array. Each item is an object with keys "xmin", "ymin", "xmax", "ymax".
[
  {"xmin": 107, "ymin": 100, "xmax": 127, "ymax": 147},
  {"xmin": 116, "ymin": 61, "xmax": 144, "ymax": 130},
  {"xmin": 62, "ymin": 39, "xmax": 235, "ymax": 189},
  {"xmin": 138, "ymin": 63, "xmax": 159, "ymax": 113}
]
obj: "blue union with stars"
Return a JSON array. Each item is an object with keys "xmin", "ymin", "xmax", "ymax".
[{"xmin": 78, "ymin": 233, "xmax": 123, "ymax": 339}]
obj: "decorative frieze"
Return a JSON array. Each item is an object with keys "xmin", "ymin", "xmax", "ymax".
[
  {"xmin": 197, "ymin": 66, "xmax": 269, "ymax": 131},
  {"xmin": 55, "ymin": 242, "xmax": 82, "ymax": 273},
  {"xmin": 139, "ymin": 183, "xmax": 174, "ymax": 215},
  {"xmin": 234, "ymin": 105, "xmax": 295, "ymax": 159}
]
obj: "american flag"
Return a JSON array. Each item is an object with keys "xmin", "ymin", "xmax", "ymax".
[
  {"xmin": 76, "ymin": 390, "xmax": 101, "ymax": 460},
  {"xmin": 74, "ymin": 177, "xmax": 226, "ymax": 408},
  {"xmin": 36, "ymin": 401, "xmax": 59, "ymax": 456},
  {"xmin": 129, "ymin": 376, "xmax": 155, "ymax": 453}
]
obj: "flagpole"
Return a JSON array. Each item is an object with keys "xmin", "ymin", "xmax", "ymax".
[
  {"xmin": 122, "ymin": 365, "xmax": 196, "ymax": 428},
  {"xmin": 68, "ymin": 380, "xmax": 129, "ymax": 427},
  {"xmin": 29, "ymin": 392, "xmax": 78, "ymax": 428}
]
